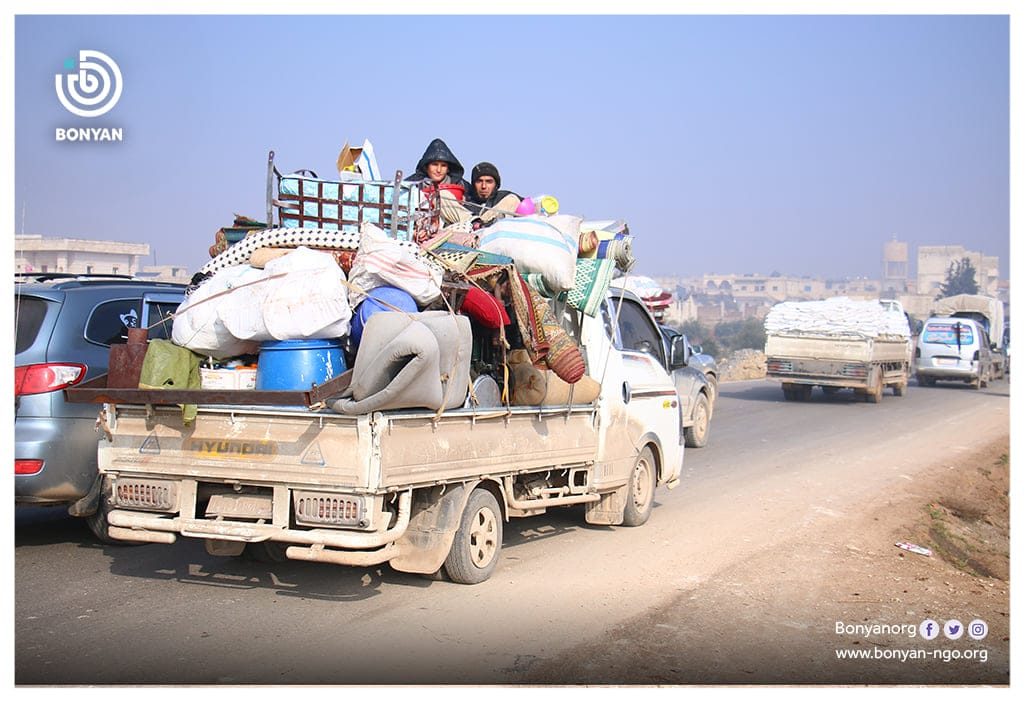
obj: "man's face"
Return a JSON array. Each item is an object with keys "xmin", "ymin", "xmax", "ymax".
[
  {"xmin": 475, "ymin": 175, "xmax": 497, "ymax": 199},
  {"xmin": 426, "ymin": 161, "xmax": 449, "ymax": 183}
]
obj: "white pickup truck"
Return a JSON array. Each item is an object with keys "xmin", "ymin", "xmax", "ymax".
[
  {"xmin": 71, "ymin": 287, "xmax": 686, "ymax": 584},
  {"xmin": 764, "ymin": 298, "xmax": 913, "ymax": 403}
]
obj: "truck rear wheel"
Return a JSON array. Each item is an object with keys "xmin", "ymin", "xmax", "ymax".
[
  {"xmin": 622, "ymin": 447, "xmax": 656, "ymax": 527},
  {"xmin": 444, "ymin": 488, "xmax": 502, "ymax": 585},
  {"xmin": 84, "ymin": 480, "xmax": 138, "ymax": 545},
  {"xmin": 866, "ymin": 382, "xmax": 883, "ymax": 403},
  {"xmin": 85, "ymin": 500, "xmax": 133, "ymax": 545}
]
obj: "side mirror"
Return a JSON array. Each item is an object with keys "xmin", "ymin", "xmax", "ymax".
[
  {"xmin": 691, "ymin": 343, "xmax": 703, "ymax": 355},
  {"xmin": 669, "ymin": 334, "xmax": 690, "ymax": 369}
]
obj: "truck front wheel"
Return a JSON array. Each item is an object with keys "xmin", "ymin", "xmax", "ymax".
[
  {"xmin": 684, "ymin": 393, "xmax": 710, "ymax": 448},
  {"xmin": 444, "ymin": 488, "xmax": 503, "ymax": 584},
  {"xmin": 622, "ymin": 447, "xmax": 656, "ymax": 527}
]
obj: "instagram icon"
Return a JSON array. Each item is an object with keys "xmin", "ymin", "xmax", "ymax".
[{"xmin": 968, "ymin": 619, "xmax": 989, "ymax": 640}]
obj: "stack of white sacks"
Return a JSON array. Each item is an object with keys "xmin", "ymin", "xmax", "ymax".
[{"xmin": 764, "ymin": 298, "xmax": 910, "ymax": 340}]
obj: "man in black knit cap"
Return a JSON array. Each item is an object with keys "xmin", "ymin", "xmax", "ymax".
[{"xmin": 465, "ymin": 161, "xmax": 522, "ymax": 227}]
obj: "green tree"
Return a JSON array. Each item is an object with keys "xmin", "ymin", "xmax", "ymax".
[
  {"xmin": 937, "ymin": 257, "xmax": 979, "ymax": 298},
  {"xmin": 679, "ymin": 319, "xmax": 721, "ymax": 358},
  {"xmin": 713, "ymin": 318, "xmax": 766, "ymax": 355}
]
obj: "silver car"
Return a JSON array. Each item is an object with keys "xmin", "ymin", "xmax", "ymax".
[{"xmin": 15, "ymin": 275, "xmax": 185, "ymax": 540}]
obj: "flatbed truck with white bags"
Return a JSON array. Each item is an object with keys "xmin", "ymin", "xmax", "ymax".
[{"xmin": 764, "ymin": 297, "xmax": 913, "ymax": 403}]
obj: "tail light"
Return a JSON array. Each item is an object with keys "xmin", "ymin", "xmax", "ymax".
[
  {"xmin": 841, "ymin": 363, "xmax": 868, "ymax": 378},
  {"xmin": 14, "ymin": 363, "xmax": 86, "ymax": 396},
  {"xmin": 15, "ymin": 460, "xmax": 43, "ymax": 475}
]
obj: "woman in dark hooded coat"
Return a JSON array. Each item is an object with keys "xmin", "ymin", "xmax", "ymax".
[{"xmin": 408, "ymin": 138, "xmax": 473, "ymax": 226}]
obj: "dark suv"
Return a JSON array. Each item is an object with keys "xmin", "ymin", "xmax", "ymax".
[{"xmin": 15, "ymin": 275, "xmax": 186, "ymax": 539}]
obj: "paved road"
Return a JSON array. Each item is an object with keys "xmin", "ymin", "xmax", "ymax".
[{"xmin": 14, "ymin": 376, "xmax": 1010, "ymax": 685}]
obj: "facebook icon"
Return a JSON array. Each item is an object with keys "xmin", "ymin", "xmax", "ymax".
[{"xmin": 920, "ymin": 619, "xmax": 940, "ymax": 640}]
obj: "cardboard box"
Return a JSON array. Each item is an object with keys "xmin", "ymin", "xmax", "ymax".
[{"xmin": 200, "ymin": 367, "xmax": 257, "ymax": 390}]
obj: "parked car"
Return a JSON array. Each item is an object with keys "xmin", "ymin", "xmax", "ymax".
[
  {"xmin": 15, "ymin": 274, "xmax": 186, "ymax": 540},
  {"xmin": 660, "ymin": 325, "xmax": 719, "ymax": 404},
  {"xmin": 914, "ymin": 316, "xmax": 994, "ymax": 389},
  {"xmin": 605, "ymin": 293, "xmax": 714, "ymax": 448}
]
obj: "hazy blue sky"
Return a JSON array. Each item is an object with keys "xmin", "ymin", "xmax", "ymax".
[{"xmin": 11, "ymin": 11, "xmax": 1013, "ymax": 281}]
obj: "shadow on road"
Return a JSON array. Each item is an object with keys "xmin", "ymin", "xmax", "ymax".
[
  {"xmin": 18, "ymin": 498, "xmax": 640, "ymax": 601},
  {"xmin": 718, "ymin": 376, "xmax": 1010, "ymax": 404},
  {"xmin": 717, "ymin": 380, "xmax": 871, "ymax": 405},
  {"xmin": 14, "ymin": 506, "xmax": 95, "ymax": 548}
]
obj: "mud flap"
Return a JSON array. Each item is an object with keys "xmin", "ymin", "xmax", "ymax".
[
  {"xmin": 584, "ymin": 485, "xmax": 627, "ymax": 526},
  {"xmin": 68, "ymin": 474, "xmax": 104, "ymax": 518},
  {"xmin": 389, "ymin": 483, "xmax": 474, "ymax": 575}
]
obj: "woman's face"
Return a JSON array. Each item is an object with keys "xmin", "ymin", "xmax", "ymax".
[{"xmin": 426, "ymin": 160, "xmax": 449, "ymax": 183}]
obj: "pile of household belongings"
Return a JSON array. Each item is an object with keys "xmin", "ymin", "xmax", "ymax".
[{"xmin": 170, "ymin": 148, "xmax": 638, "ymax": 417}]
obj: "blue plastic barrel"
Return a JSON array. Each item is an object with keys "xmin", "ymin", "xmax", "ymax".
[
  {"xmin": 350, "ymin": 286, "xmax": 417, "ymax": 347},
  {"xmin": 255, "ymin": 339, "xmax": 346, "ymax": 391}
]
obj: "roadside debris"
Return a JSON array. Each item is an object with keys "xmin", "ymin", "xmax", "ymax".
[{"xmin": 895, "ymin": 541, "xmax": 933, "ymax": 557}]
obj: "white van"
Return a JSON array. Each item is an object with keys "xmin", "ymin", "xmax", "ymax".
[{"xmin": 915, "ymin": 316, "xmax": 993, "ymax": 388}]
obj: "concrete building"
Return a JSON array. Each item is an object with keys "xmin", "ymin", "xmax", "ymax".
[
  {"xmin": 881, "ymin": 238, "xmax": 911, "ymax": 298},
  {"xmin": 916, "ymin": 245, "xmax": 1000, "ymax": 299},
  {"xmin": 14, "ymin": 234, "xmax": 190, "ymax": 283}
]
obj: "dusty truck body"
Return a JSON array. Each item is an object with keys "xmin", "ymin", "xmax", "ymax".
[
  {"xmin": 74, "ymin": 288, "xmax": 685, "ymax": 584},
  {"xmin": 764, "ymin": 298, "xmax": 912, "ymax": 403},
  {"xmin": 932, "ymin": 294, "xmax": 1007, "ymax": 379}
]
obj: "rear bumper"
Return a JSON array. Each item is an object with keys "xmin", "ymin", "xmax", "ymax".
[
  {"xmin": 15, "ymin": 416, "xmax": 102, "ymax": 504},
  {"xmin": 915, "ymin": 359, "xmax": 979, "ymax": 381}
]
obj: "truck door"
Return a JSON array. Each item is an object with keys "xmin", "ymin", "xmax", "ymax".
[{"xmin": 603, "ymin": 294, "xmax": 683, "ymax": 484}]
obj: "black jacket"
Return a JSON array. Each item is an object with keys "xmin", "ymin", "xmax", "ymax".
[{"xmin": 466, "ymin": 187, "xmax": 520, "ymax": 210}]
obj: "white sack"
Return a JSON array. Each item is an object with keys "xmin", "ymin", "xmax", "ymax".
[
  {"xmin": 171, "ymin": 265, "xmax": 264, "ymax": 358},
  {"xmin": 476, "ymin": 214, "xmax": 582, "ymax": 293},
  {"xmin": 171, "ymin": 247, "xmax": 352, "ymax": 359},
  {"xmin": 347, "ymin": 222, "xmax": 442, "ymax": 308},
  {"xmin": 250, "ymin": 246, "xmax": 351, "ymax": 340}
]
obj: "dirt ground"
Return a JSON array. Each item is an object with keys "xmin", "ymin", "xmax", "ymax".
[{"xmin": 523, "ymin": 436, "xmax": 1010, "ymax": 687}]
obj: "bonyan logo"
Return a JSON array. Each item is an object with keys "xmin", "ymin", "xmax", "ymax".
[{"xmin": 55, "ymin": 50, "xmax": 123, "ymax": 118}]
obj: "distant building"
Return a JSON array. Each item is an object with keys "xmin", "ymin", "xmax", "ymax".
[
  {"xmin": 916, "ymin": 245, "xmax": 999, "ymax": 298},
  {"xmin": 14, "ymin": 234, "xmax": 190, "ymax": 283},
  {"xmin": 656, "ymin": 237, "xmax": 1005, "ymax": 327},
  {"xmin": 881, "ymin": 238, "xmax": 911, "ymax": 298}
]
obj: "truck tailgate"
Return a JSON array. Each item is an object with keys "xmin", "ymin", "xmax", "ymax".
[
  {"xmin": 99, "ymin": 405, "xmax": 366, "ymax": 489},
  {"xmin": 766, "ymin": 334, "xmax": 907, "ymax": 362}
]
